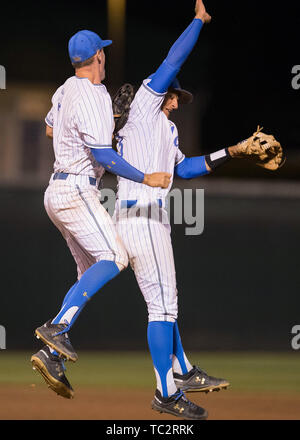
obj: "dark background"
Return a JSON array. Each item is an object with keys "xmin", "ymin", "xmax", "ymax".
[
  {"xmin": 0, "ymin": 1, "xmax": 299, "ymax": 351},
  {"xmin": 1, "ymin": 0, "xmax": 300, "ymax": 157}
]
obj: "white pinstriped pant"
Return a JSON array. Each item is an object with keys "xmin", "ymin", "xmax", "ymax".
[
  {"xmin": 114, "ymin": 201, "xmax": 178, "ymax": 323},
  {"xmin": 44, "ymin": 176, "xmax": 128, "ymax": 279}
]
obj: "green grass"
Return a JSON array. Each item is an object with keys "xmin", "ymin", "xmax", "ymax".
[{"xmin": 1, "ymin": 351, "xmax": 300, "ymax": 393}]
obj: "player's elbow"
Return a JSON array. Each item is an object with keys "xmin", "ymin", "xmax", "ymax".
[
  {"xmin": 174, "ymin": 161, "xmax": 193, "ymax": 180},
  {"xmin": 175, "ymin": 157, "xmax": 210, "ymax": 179}
]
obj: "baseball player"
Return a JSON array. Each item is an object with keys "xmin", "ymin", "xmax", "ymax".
[
  {"xmin": 110, "ymin": 0, "xmax": 282, "ymax": 420},
  {"xmin": 31, "ymin": 29, "xmax": 171, "ymax": 399},
  {"xmin": 112, "ymin": 0, "xmax": 217, "ymax": 420}
]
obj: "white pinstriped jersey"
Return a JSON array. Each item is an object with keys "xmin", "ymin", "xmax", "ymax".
[
  {"xmin": 116, "ymin": 79, "xmax": 185, "ymax": 203},
  {"xmin": 45, "ymin": 76, "xmax": 114, "ymax": 179}
]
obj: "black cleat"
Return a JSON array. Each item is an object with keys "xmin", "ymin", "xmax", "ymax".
[
  {"xmin": 174, "ymin": 365, "xmax": 230, "ymax": 393},
  {"xmin": 31, "ymin": 345, "xmax": 74, "ymax": 399},
  {"xmin": 151, "ymin": 389, "xmax": 208, "ymax": 420},
  {"xmin": 35, "ymin": 320, "xmax": 78, "ymax": 362}
]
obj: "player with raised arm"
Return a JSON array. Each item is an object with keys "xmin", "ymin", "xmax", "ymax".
[
  {"xmin": 31, "ymin": 29, "xmax": 171, "ymax": 399},
  {"xmin": 112, "ymin": 0, "xmax": 282, "ymax": 420},
  {"xmin": 111, "ymin": 0, "xmax": 214, "ymax": 420}
]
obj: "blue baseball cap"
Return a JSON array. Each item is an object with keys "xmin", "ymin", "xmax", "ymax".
[{"xmin": 68, "ymin": 30, "xmax": 112, "ymax": 63}]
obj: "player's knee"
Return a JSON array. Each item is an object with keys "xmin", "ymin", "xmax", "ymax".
[
  {"xmin": 148, "ymin": 306, "xmax": 178, "ymax": 323},
  {"xmin": 148, "ymin": 314, "xmax": 177, "ymax": 323},
  {"xmin": 145, "ymin": 291, "xmax": 178, "ymax": 322}
]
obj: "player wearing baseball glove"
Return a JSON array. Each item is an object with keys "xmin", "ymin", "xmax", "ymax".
[
  {"xmin": 109, "ymin": 0, "xmax": 285, "ymax": 422},
  {"xmin": 113, "ymin": 86, "xmax": 284, "ymax": 172}
]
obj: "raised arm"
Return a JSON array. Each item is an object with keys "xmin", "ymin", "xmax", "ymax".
[{"xmin": 148, "ymin": 0, "xmax": 211, "ymax": 94}]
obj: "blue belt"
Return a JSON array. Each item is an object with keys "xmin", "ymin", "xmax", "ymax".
[
  {"xmin": 53, "ymin": 173, "xmax": 97, "ymax": 186},
  {"xmin": 121, "ymin": 199, "xmax": 163, "ymax": 208}
]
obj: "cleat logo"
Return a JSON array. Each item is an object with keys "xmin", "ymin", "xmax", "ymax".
[
  {"xmin": 195, "ymin": 376, "xmax": 205, "ymax": 384},
  {"xmin": 174, "ymin": 403, "xmax": 184, "ymax": 414}
]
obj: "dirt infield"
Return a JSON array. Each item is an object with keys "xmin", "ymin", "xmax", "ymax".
[{"xmin": 0, "ymin": 385, "xmax": 299, "ymax": 420}]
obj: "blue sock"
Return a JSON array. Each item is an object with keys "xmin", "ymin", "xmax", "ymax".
[
  {"xmin": 173, "ymin": 321, "xmax": 193, "ymax": 375},
  {"xmin": 62, "ymin": 281, "xmax": 79, "ymax": 308},
  {"xmin": 52, "ymin": 260, "xmax": 120, "ymax": 330},
  {"xmin": 147, "ymin": 321, "xmax": 177, "ymax": 397}
]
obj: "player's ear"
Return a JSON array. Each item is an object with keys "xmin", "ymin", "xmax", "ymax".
[{"xmin": 96, "ymin": 50, "xmax": 102, "ymax": 64}]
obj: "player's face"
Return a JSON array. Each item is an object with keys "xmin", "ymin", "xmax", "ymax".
[{"xmin": 162, "ymin": 93, "xmax": 179, "ymax": 118}]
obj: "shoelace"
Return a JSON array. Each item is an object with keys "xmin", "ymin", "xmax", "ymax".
[
  {"xmin": 54, "ymin": 324, "xmax": 71, "ymax": 337},
  {"xmin": 175, "ymin": 390, "xmax": 199, "ymax": 410},
  {"xmin": 173, "ymin": 390, "xmax": 184, "ymax": 401},
  {"xmin": 184, "ymin": 398, "xmax": 199, "ymax": 410},
  {"xmin": 194, "ymin": 366, "xmax": 209, "ymax": 378},
  {"xmin": 48, "ymin": 350, "xmax": 67, "ymax": 373}
]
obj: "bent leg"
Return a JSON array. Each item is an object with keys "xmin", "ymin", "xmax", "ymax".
[{"xmin": 44, "ymin": 183, "xmax": 128, "ymax": 330}]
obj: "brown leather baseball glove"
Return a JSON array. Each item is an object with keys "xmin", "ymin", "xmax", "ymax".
[
  {"xmin": 112, "ymin": 83, "xmax": 135, "ymax": 135},
  {"xmin": 235, "ymin": 126, "xmax": 285, "ymax": 170}
]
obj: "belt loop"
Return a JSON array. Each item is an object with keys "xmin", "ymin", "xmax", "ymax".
[
  {"xmin": 121, "ymin": 200, "xmax": 138, "ymax": 209},
  {"xmin": 89, "ymin": 177, "xmax": 97, "ymax": 186},
  {"xmin": 53, "ymin": 172, "xmax": 69, "ymax": 181}
]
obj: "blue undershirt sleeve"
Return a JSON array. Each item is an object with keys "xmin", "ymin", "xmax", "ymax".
[
  {"xmin": 148, "ymin": 18, "xmax": 203, "ymax": 94},
  {"xmin": 174, "ymin": 156, "xmax": 210, "ymax": 179},
  {"xmin": 90, "ymin": 147, "xmax": 144, "ymax": 183}
]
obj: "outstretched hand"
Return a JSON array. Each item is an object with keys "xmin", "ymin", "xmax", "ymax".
[{"xmin": 195, "ymin": 0, "xmax": 211, "ymax": 24}]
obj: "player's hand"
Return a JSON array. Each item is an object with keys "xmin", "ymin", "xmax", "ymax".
[
  {"xmin": 195, "ymin": 0, "xmax": 211, "ymax": 24},
  {"xmin": 227, "ymin": 144, "xmax": 240, "ymax": 158},
  {"xmin": 143, "ymin": 172, "xmax": 172, "ymax": 188}
]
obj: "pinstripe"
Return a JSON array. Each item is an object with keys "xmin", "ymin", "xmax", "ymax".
[
  {"xmin": 134, "ymin": 213, "xmax": 152, "ymax": 282},
  {"xmin": 117, "ymin": 78, "xmax": 185, "ymax": 203},
  {"xmin": 75, "ymin": 185, "xmax": 116, "ymax": 261},
  {"xmin": 146, "ymin": 210, "xmax": 168, "ymax": 320},
  {"xmin": 142, "ymin": 81, "xmax": 166, "ymax": 97},
  {"xmin": 115, "ymin": 205, "xmax": 177, "ymax": 322},
  {"xmin": 47, "ymin": 76, "xmax": 113, "ymax": 178}
]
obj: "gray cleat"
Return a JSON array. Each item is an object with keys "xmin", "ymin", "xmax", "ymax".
[
  {"xmin": 151, "ymin": 389, "xmax": 208, "ymax": 420},
  {"xmin": 35, "ymin": 320, "xmax": 78, "ymax": 362},
  {"xmin": 31, "ymin": 345, "xmax": 74, "ymax": 399},
  {"xmin": 174, "ymin": 365, "xmax": 230, "ymax": 393}
]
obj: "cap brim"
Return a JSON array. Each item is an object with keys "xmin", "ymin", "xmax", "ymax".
[
  {"xmin": 101, "ymin": 40, "xmax": 112, "ymax": 48},
  {"xmin": 174, "ymin": 88, "xmax": 193, "ymax": 104}
]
